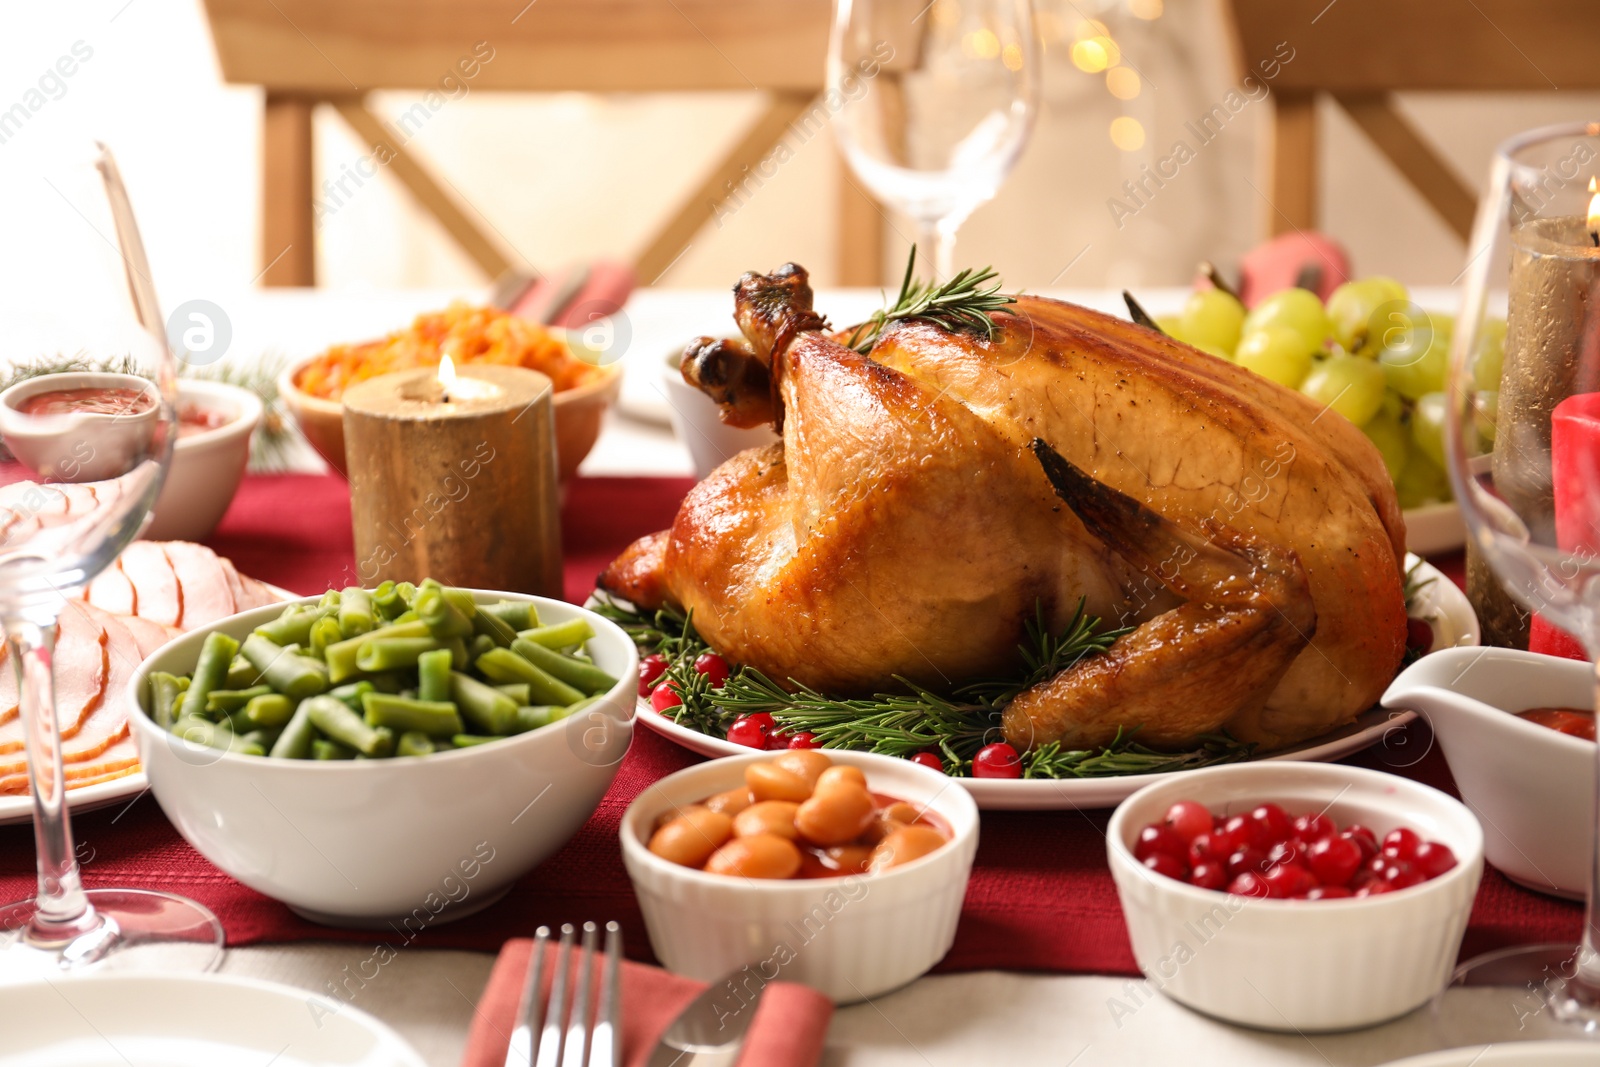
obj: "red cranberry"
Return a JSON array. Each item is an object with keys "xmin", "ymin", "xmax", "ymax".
[
  {"xmin": 1163, "ymin": 800, "xmax": 1214, "ymax": 843},
  {"xmin": 1382, "ymin": 827, "xmax": 1421, "ymax": 861},
  {"xmin": 1250, "ymin": 803, "xmax": 1294, "ymax": 846},
  {"xmin": 1263, "ymin": 862, "xmax": 1317, "ymax": 899},
  {"xmin": 1304, "ymin": 885, "xmax": 1353, "ymax": 900},
  {"xmin": 1412, "ymin": 841, "xmax": 1457, "ymax": 880},
  {"xmin": 1225, "ymin": 847, "xmax": 1267, "ymax": 879},
  {"xmin": 1305, "ymin": 834, "xmax": 1362, "ymax": 887},
  {"xmin": 1188, "ymin": 861, "xmax": 1228, "ymax": 890},
  {"xmin": 786, "ymin": 732, "xmax": 821, "ymax": 750},
  {"xmin": 1291, "ymin": 813, "xmax": 1336, "ymax": 844},
  {"xmin": 972, "ymin": 743, "xmax": 1022, "ymax": 779},
  {"xmin": 908, "ymin": 751, "xmax": 944, "ymax": 773},
  {"xmin": 1374, "ymin": 858, "xmax": 1423, "ymax": 889},
  {"xmin": 1406, "ymin": 617, "xmax": 1434, "ymax": 655},
  {"xmin": 1135, "ymin": 825, "xmax": 1188, "ymax": 863},
  {"xmin": 638, "ymin": 654, "xmax": 669, "ymax": 697},
  {"xmin": 1143, "ymin": 853, "xmax": 1187, "ymax": 881},
  {"xmin": 1266, "ymin": 840, "xmax": 1302, "ymax": 869},
  {"xmin": 1356, "ymin": 880, "xmax": 1397, "ymax": 897},
  {"xmin": 649, "ymin": 680, "xmax": 682, "ymax": 713},
  {"xmin": 1342, "ymin": 827, "xmax": 1379, "ymax": 862},
  {"xmin": 725, "ymin": 712, "xmax": 774, "ymax": 749},
  {"xmin": 1227, "ymin": 871, "xmax": 1272, "ymax": 898},
  {"xmin": 1223, "ymin": 814, "xmax": 1263, "ymax": 850},
  {"xmin": 693, "ymin": 652, "xmax": 731, "ymax": 688}
]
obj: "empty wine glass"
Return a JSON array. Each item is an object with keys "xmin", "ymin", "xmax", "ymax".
[
  {"xmin": 1437, "ymin": 121, "xmax": 1600, "ymax": 1042},
  {"xmin": 0, "ymin": 139, "xmax": 223, "ymax": 974},
  {"xmin": 829, "ymin": 0, "xmax": 1039, "ymax": 281}
]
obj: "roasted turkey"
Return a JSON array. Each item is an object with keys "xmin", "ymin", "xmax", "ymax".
[{"xmin": 603, "ymin": 265, "xmax": 1408, "ymax": 752}]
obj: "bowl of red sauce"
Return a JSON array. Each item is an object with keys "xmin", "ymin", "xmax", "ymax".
[
  {"xmin": 146, "ymin": 379, "xmax": 262, "ymax": 542},
  {"xmin": 1384, "ymin": 645, "xmax": 1594, "ymax": 899},
  {"xmin": 0, "ymin": 372, "xmax": 163, "ymax": 483}
]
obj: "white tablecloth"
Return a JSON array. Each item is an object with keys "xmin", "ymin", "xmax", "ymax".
[{"xmin": 132, "ymin": 285, "xmax": 1478, "ymax": 1065}]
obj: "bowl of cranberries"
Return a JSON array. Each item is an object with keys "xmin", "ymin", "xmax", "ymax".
[{"xmin": 1106, "ymin": 761, "xmax": 1483, "ymax": 1032}]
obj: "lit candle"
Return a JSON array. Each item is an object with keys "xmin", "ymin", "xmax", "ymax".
[{"xmin": 341, "ymin": 362, "xmax": 562, "ymax": 596}]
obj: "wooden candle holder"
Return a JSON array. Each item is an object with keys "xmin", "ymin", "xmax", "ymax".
[{"xmin": 342, "ymin": 364, "xmax": 562, "ymax": 596}]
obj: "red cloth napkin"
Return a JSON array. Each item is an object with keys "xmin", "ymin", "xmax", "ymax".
[
  {"xmin": 508, "ymin": 261, "xmax": 635, "ymax": 331},
  {"xmin": 0, "ymin": 475, "xmax": 1582, "ymax": 978},
  {"xmin": 461, "ymin": 938, "xmax": 830, "ymax": 1067}
]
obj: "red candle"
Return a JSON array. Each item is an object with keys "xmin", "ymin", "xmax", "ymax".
[{"xmin": 1529, "ymin": 391, "xmax": 1600, "ymax": 658}]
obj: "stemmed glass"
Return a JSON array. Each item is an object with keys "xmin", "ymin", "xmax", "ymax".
[
  {"xmin": 828, "ymin": 0, "xmax": 1039, "ymax": 281},
  {"xmin": 0, "ymin": 140, "xmax": 223, "ymax": 974},
  {"xmin": 1441, "ymin": 121, "xmax": 1600, "ymax": 1041}
]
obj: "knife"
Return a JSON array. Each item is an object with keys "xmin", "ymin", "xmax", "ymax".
[{"xmin": 646, "ymin": 966, "xmax": 770, "ymax": 1067}]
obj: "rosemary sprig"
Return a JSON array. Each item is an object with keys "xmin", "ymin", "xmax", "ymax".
[
  {"xmin": 844, "ymin": 247, "xmax": 1016, "ymax": 354},
  {"xmin": 598, "ymin": 591, "xmax": 1254, "ymax": 779}
]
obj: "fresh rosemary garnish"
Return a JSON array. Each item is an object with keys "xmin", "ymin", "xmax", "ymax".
[
  {"xmin": 843, "ymin": 248, "xmax": 1016, "ymax": 354},
  {"xmin": 593, "ymin": 593, "xmax": 1255, "ymax": 779}
]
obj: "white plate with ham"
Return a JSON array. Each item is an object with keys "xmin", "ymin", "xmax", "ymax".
[
  {"xmin": 0, "ymin": 541, "xmax": 287, "ymax": 827},
  {"xmin": 636, "ymin": 556, "xmax": 1479, "ymax": 811}
]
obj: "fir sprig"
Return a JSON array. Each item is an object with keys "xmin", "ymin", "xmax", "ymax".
[
  {"xmin": 844, "ymin": 248, "xmax": 1016, "ymax": 354},
  {"xmin": 595, "ymin": 591, "xmax": 1255, "ymax": 779}
]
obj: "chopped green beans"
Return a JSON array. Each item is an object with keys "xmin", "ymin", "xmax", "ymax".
[
  {"xmin": 417, "ymin": 648, "xmax": 452, "ymax": 703},
  {"xmin": 179, "ymin": 631, "xmax": 240, "ymax": 721},
  {"xmin": 241, "ymin": 633, "xmax": 330, "ymax": 699},
  {"xmin": 518, "ymin": 618, "xmax": 594, "ymax": 649},
  {"xmin": 151, "ymin": 589, "xmax": 612, "ymax": 762},
  {"xmin": 474, "ymin": 647, "xmax": 585, "ymax": 706},
  {"xmin": 304, "ymin": 695, "xmax": 393, "ymax": 757},
  {"xmin": 510, "ymin": 638, "xmax": 617, "ymax": 696},
  {"xmin": 449, "ymin": 670, "xmax": 520, "ymax": 734},
  {"xmin": 338, "ymin": 587, "xmax": 375, "ymax": 637},
  {"xmin": 361, "ymin": 693, "xmax": 463, "ymax": 737}
]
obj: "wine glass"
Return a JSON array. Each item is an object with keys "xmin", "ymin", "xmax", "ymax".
[
  {"xmin": 828, "ymin": 0, "xmax": 1039, "ymax": 281},
  {"xmin": 0, "ymin": 140, "xmax": 223, "ymax": 975},
  {"xmin": 1439, "ymin": 121, "xmax": 1600, "ymax": 1042}
]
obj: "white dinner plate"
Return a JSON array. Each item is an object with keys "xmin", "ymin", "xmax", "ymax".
[
  {"xmin": 1378, "ymin": 1043, "xmax": 1600, "ymax": 1066},
  {"xmin": 634, "ymin": 555, "xmax": 1478, "ymax": 810},
  {"xmin": 0, "ymin": 582, "xmax": 297, "ymax": 828},
  {"xmin": 0, "ymin": 972, "xmax": 425, "ymax": 1066}
]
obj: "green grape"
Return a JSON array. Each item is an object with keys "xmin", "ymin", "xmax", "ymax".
[
  {"xmin": 1475, "ymin": 389, "xmax": 1499, "ymax": 445},
  {"xmin": 1411, "ymin": 391, "xmax": 1448, "ymax": 469},
  {"xmin": 1196, "ymin": 343, "xmax": 1234, "ymax": 362},
  {"xmin": 1361, "ymin": 410, "xmax": 1410, "ymax": 480},
  {"xmin": 1236, "ymin": 327, "xmax": 1313, "ymax": 388},
  {"xmin": 1326, "ymin": 279, "xmax": 1403, "ymax": 355},
  {"xmin": 1179, "ymin": 289, "xmax": 1246, "ymax": 353},
  {"xmin": 1156, "ymin": 315, "xmax": 1184, "ymax": 340},
  {"xmin": 1473, "ymin": 317, "xmax": 1507, "ymax": 390},
  {"xmin": 1378, "ymin": 320, "xmax": 1449, "ymax": 400},
  {"xmin": 1241, "ymin": 288, "xmax": 1330, "ymax": 356},
  {"xmin": 1395, "ymin": 449, "xmax": 1452, "ymax": 509},
  {"xmin": 1378, "ymin": 388, "xmax": 1404, "ymax": 421},
  {"xmin": 1299, "ymin": 354, "xmax": 1387, "ymax": 426}
]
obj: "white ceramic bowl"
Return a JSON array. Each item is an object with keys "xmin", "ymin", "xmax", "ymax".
[
  {"xmin": 620, "ymin": 749, "xmax": 978, "ymax": 1003},
  {"xmin": 1384, "ymin": 646, "xmax": 1593, "ymax": 899},
  {"xmin": 128, "ymin": 592, "xmax": 637, "ymax": 927},
  {"xmin": 659, "ymin": 349, "xmax": 779, "ymax": 479},
  {"xmin": 1107, "ymin": 761, "xmax": 1483, "ymax": 1032},
  {"xmin": 145, "ymin": 379, "xmax": 263, "ymax": 542},
  {"xmin": 0, "ymin": 371, "xmax": 160, "ymax": 482}
]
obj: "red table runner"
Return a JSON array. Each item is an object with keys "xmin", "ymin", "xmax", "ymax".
[{"xmin": 0, "ymin": 475, "xmax": 1579, "ymax": 976}]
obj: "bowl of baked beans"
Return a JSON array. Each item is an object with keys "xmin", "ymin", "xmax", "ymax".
[{"xmin": 620, "ymin": 749, "xmax": 978, "ymax": 1003}]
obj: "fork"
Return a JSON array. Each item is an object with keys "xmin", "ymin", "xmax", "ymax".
[{"xmin": 505, "ymin": 921, "xmax": 622, "ymax": 1067}]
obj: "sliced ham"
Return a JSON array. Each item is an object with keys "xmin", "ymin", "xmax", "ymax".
[
  {"xmin": 238, "ymin": 575, "xmax": 286, "ymax": 609},
  {"xmin": 162, "ymin": 542, "xmax": 235, "ymax": 629},
  {"xmin": 117, "ymin": 614, "xmax": 180, "ymax": 660},
  {"xmin": 83, "ymin": 564, "xmax": 137, "ymax": 617},
  {"xmin": 118, "ymin": 541, "xmax": 182, "ymax": 627},
  {"xmin": 0, "ymin": 732, "xmax": 137, "ymax": 795},
  {"xmin": 0, "ymin": 602, "xmax": 109, "ymax": 759}
]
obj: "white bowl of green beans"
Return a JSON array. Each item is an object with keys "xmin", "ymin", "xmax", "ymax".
[{"xmin": 127, "ymin": 581, "xmax": 637, "ymax": 927}]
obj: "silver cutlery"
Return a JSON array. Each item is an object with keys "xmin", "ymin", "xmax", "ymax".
[
  {"xmin": 645, "ymin": 965, "xmax": 768, "ymax": 1067},
  {"xmin": 506, "ymin": 921, "xmax": 622, "ymax": 1067}
]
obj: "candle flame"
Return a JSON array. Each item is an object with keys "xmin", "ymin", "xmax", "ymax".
[
  {"xmin": 1588, "ymin": 177, "xmax": 1600, "ymax": 238},
  {"xmin": 437, "ymin": 354, "xmax": 458, "ymax": 399}
]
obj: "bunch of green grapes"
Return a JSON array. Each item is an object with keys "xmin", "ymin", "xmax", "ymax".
[{"xmin": 1156, "ymin": 280, "xmax": 1505, "ymax": 511}]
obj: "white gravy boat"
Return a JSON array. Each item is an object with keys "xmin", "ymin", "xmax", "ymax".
[{"xmin": 1383, "ymin": 646, "xmax": 1593, "ymax": 900}]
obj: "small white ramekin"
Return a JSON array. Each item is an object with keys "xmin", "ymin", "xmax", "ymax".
[
  {"xmin": 620, "ymin": 749, "xmax": 979, "ymax": 1003},
  {"xmin": 1107, "ymin": 761, "xmax": 1483, "ymax": 1032}
]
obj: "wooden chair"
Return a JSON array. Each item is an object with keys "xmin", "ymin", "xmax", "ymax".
[
  {"xmin": 200, "ymin": 0, "xmax": 886, "ymax": 286},
  {"xmin": 1222, "ymin": 0, "xmax": 1600, "ymax": 241}
]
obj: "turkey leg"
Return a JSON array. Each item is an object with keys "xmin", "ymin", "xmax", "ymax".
[{"xmin": 1002, "ymin": 440, "xmax": 1318, "ymax": 751}]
